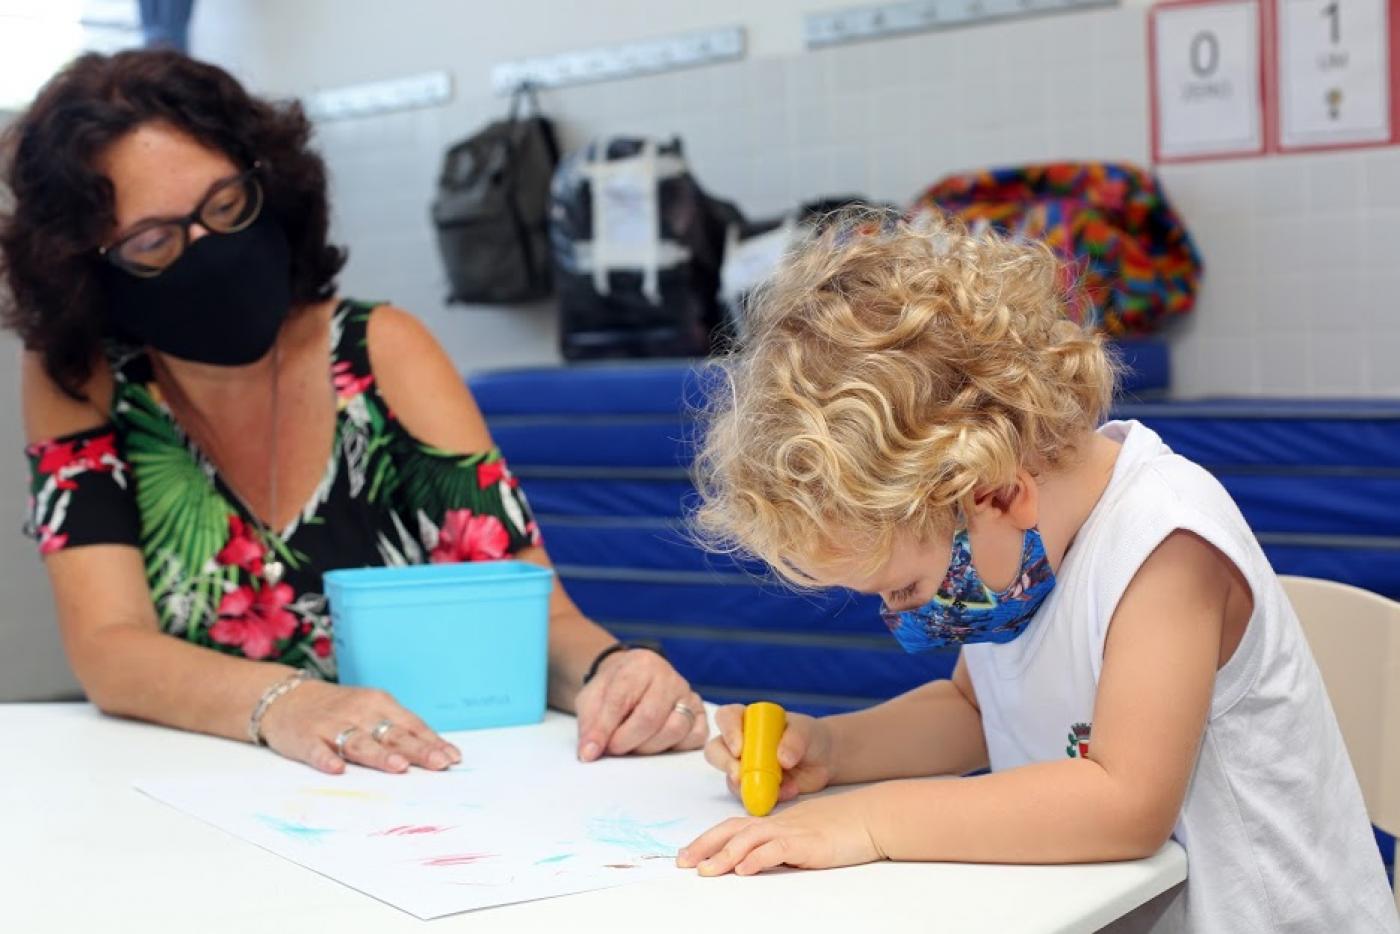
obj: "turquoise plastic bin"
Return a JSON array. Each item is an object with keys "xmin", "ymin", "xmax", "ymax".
[{"xmin": 324, "ymin": 561, "xmax": 555, "ymax": 732}]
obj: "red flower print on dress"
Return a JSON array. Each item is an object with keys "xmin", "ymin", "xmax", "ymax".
[
  {"xmin": 431, "ymin": 509, "xmax": 509, "ymax": 563},
  {"xmin": 477, "ymin": 460, "xmax": 507, "ymax": 490},
  {"xmin": 34, "ymin": 442, "xmax": 80, "ymax": 489},
  {"xmin": 313, "ymin": 636, "xmax": 332, "ymax": 658},
  {"xmin": 31, "ymin": 433, "xmax": 124, "ymax": 491},
  {"xmin": 81, "ymin": 433, "xmax": 119, "ymax": 466},
  {"xmin": 37, "ymin": 526, "xmax": 69, "ymax": 555},
  {"xmin": 216, "ymin": 515, "xmax": 266, "ymax": 576},
  {"xmin": 332, "ymin": 360, "xmax": 375, "ymax": 401},
  {"xmin": 211, "ymin": 582, "xmax": 299, "ymax": 660}
]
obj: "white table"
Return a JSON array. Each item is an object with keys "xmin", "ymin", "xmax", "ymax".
[{"xmin": 2, "ymin": 703, "xmax": 1185, "ymax": 933}]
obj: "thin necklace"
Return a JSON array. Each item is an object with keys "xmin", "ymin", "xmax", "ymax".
[
  {"xmin": 155, "ymin": 344, "xmax": 285, "ymax": 587},
  {"xmin": 255, "ymin": 340, "xmax": 285, "ymax": 585}
]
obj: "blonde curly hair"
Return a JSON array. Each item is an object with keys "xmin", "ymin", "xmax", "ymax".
[{"xmin": 692, "ymin": 210, "xmax": 1118, "ymax": 585}]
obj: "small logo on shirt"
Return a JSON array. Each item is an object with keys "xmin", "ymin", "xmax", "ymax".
[{"xmin": 1066, "ymin": 722, "xmax": 1092, "ymax": 758}]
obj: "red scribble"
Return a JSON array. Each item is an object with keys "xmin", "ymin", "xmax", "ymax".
[
  {"xmin": 375, "ymin": 825, "xmax": 454, "ymax": 837},
  {"xmin": 422, "ymin": 853, "xmax": 495, "ymax": 867}
]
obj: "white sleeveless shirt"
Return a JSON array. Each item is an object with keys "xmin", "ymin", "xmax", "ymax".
[{"xmin": 962, "ymin": 421, "xmax": 1398, "ymax": 934}]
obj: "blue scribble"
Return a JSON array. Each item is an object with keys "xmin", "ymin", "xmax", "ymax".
[
  {"xmin": 256, "ymin": 813, "xmax": 335, "ymax": 843},
  {"xmin": 534, "ymin": 853, "xmax": 574, "ymax": 865},
  {"xmin": 586, "ymin": 815, "xmax": 683, "ymax": 857}
]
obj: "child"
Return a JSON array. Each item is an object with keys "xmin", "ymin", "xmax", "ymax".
[{"xmin": 676, "ymin": 213, "xmax": 1398, "ymax": 933}]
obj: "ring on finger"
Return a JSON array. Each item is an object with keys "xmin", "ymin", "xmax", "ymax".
[
  {"xmin": 371, "ymin": 718, "xmax": 394, "ymax": 743},
  {"xmin": 334, "ymin": 725, "xmax": 360, "ymax": 759},
  {"xmin": 673, "ymin": 701, "xmax": 699, "ymax": 722}
]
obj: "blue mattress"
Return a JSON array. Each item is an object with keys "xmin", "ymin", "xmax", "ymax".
[
  {"xmin": 472, "ymin": 339, "xmax": 1173, "ymax": 414},
  {"xmin": 1112, "ymin": 338, "xmax": 1171, "ymax": 400},
  {"xmin": 470, "ymin": 357, "xmax": 1400, "ymax": 714}
]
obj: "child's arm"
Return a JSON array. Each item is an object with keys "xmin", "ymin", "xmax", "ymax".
[
  {"xmin": 681, "ymin": 530, "xmax": 1236, "ymax": 874},
  {"xmin": 700, "ymin": 658, "xmax": 987, "ymax": 804},
  {"xmin": 824, "ymin": 657, "xmax": 989, "ymax": 783},
  {"xmin": 866, "ymin": 529, "xmax": 1229, "ymax": 862}
]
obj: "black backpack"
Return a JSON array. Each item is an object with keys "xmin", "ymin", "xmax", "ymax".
[
  {"xmin": 432, "ymin": 86, "xmax": 559, "ymax": 304},
  {"xmin": 549, "ymin": 136, "xmax": 739, "ymax": 360}
]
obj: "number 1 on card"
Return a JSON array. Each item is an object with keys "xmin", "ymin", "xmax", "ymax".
[{"xmin": 1276, "ymin": 0, "xmax": 1393, "ymax": 149}]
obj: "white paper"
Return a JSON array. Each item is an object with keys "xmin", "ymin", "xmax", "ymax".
[
  {"xmin": 599, "ymin": 170, "xmax": 654, "ymax": 246},
  {"xmin": 720, "ymin": 220, "xmax": 798, "ymax": 303},
  {"xmin": 1153, "ymin": 0, "xmax": 1265, "ymax": 159},
  {"xmin": 136, "ymin": 725, "xmax": 741, "ymax": 919},
  {"xmin": 1278, "ymin": 0, "xmax": 1392, "ymax": 148}
]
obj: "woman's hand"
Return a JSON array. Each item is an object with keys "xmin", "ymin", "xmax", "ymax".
[
  {"xmin": 676, "ymin": 790, "xmax": 882, "ymax": 876},
  {"xmin": 704, "ymin": 704, "xmax": 837, "ymax": 803},
  {"xmin": 259, "ymin": 679, "xmax": 462, "ymax": 775},
  {"xmin": 574, "ymin": 648, "xmax": 708, "ymax": 761}
]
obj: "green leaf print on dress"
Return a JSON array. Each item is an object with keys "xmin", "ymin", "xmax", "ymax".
[{"xmin": 117, "ymin": 381, "xmax": 237, "ymax": 639}]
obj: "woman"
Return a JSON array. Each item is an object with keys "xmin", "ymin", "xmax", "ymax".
[{"xmin": 1, "ymin": 50, "xmax": 707, "ymax": 774}]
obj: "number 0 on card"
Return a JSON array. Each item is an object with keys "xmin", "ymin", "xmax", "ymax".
[{"xmin": 1151, "ymin": 0, "xmax": 1268, "ymax": 162}]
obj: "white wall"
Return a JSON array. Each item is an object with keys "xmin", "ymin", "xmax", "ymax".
[
  {"xmin": 0, "ymin": 112, "xmax": 79, "ymax": 701},
  {"xmin": 191, "ymin": 0, "xmax": 1399, "ymax": 396},
  {"xmin": 0, "ymin": 334, "xmax": 74, "ymax": 702}
]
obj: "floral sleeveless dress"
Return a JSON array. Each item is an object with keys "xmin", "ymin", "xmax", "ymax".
[{"xmin": 24, "ymin": 300, "xmax": 540, "ymax": 679}]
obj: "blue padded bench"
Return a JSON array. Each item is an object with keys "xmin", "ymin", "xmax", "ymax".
[
  {"xmin": 1110, "ymin": 399, "xmax": 1400, "ymax": 601},
  {"xmin": 469, "ymin": 340, "xmax": 1184, "ymax": 716},
  {"xmin": 473, "ymin": 362, "xmax": 936, "ymax": 717},
  {"xmin": 472, "ymin": 352, "xmax": 1400, "ymax": 712},
  {"xmin": 1113, "ymin": 338, "xmax": 1171, "ymax": 401}
]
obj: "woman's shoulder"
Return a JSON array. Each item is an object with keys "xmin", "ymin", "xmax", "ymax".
[
  {"xmin": 361, "ymin": 303, "xmax": 440, "ymax": 368},
  {"xmin": 20, "ymin": 349, "xmax": 116, "ymax": 443},
  {"xmin": 355, "ymin": 302, "xmax": 494, "ymax": 453}
]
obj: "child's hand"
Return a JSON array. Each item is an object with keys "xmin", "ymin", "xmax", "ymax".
[
  {"xmin": 676, "ymin": 791, "xmax": 881, "ymax": 876},
  {"xmin": 704, "ymin": 704, "xmax": 836, "ymax": 803}
]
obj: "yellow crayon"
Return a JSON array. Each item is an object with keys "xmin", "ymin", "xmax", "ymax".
[{"xmin": 740, "ymin": 702, "xmax": 786, "ymax": 817}]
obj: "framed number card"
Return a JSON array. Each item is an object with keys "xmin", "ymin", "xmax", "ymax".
[
  {"xmin": 1151, "ymin": 0, "xmax": 1269, "ymax": 162},
  {"xmin": 1274, "ymin": 0, "xmax": 1397, "ymax": 151}
]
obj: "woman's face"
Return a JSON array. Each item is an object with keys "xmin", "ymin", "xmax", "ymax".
[{"xmin": 96, "ymin": 121, "xmax": 241, "ymax": 252}]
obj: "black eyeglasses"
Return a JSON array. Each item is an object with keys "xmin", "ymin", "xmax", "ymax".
[{"xmin": 100, "ymin": 164, "xmax": 264, "ymax": 277}]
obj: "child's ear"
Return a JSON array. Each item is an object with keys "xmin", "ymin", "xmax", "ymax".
[
  {"xmin": 1006, "ymin": 470, "xmax": 1040, "ymax": 530},
  {"xmin": 972, "ymin": 470, "xmax": 1040, "ymax": 529}
]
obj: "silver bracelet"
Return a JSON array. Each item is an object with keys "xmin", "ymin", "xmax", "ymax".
[{"xmin": 247, "ymin": 669, "xmax": 309, "ymax": 746}]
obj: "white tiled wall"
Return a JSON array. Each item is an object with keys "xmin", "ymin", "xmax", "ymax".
[
  {"xmin": 0, "ymin": 150, "xmax": 75, "ymax": 701},
  {"xmin": 1159, "ymin": 150, "xmax": 1400, "ymax": 396},
  {"xmin": 196, "ymin": 1, "xmax": 1400, "ymax": 398}
]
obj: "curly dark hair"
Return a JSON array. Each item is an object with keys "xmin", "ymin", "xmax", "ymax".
[{"xmin": 0, "ymin": 49, "xmax": 346, "ymax": 399}]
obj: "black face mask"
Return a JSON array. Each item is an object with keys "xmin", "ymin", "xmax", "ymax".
[{"xmin": 101, "ymin": 213, "xmax": 293, "ymax": 366}]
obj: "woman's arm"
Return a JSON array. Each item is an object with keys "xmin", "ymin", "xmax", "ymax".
[
  {"xmin": 22, "ymin": 351, "xmax": 459, "ymax": 774},
  {"xmin": 22, "ymin": 351, "xmax": 270, "ymax": 732},
  {"xmin": 44, "ymin": 543, "xmax": 295, "ymax": 736},
  {"xmin": 367, "ymin": 306, "xmax": 708, "ymax": 758},
  {"xmin": 363, "ymin": 306, "xmax": 618, "ymax": 707}
]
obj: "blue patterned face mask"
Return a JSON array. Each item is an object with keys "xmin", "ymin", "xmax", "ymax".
[{"xmin": 880, "ymin": 526, "xmax": 1057, "ymax": 652}]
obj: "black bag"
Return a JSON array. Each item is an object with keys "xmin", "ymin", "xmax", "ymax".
[
  {"xmin": 549, "ymin": 136, "xmax": 739, "ymax": 360},
  {"xmin": 432, "ymin": 86, "xmax": 559, "ymax": 303}
]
